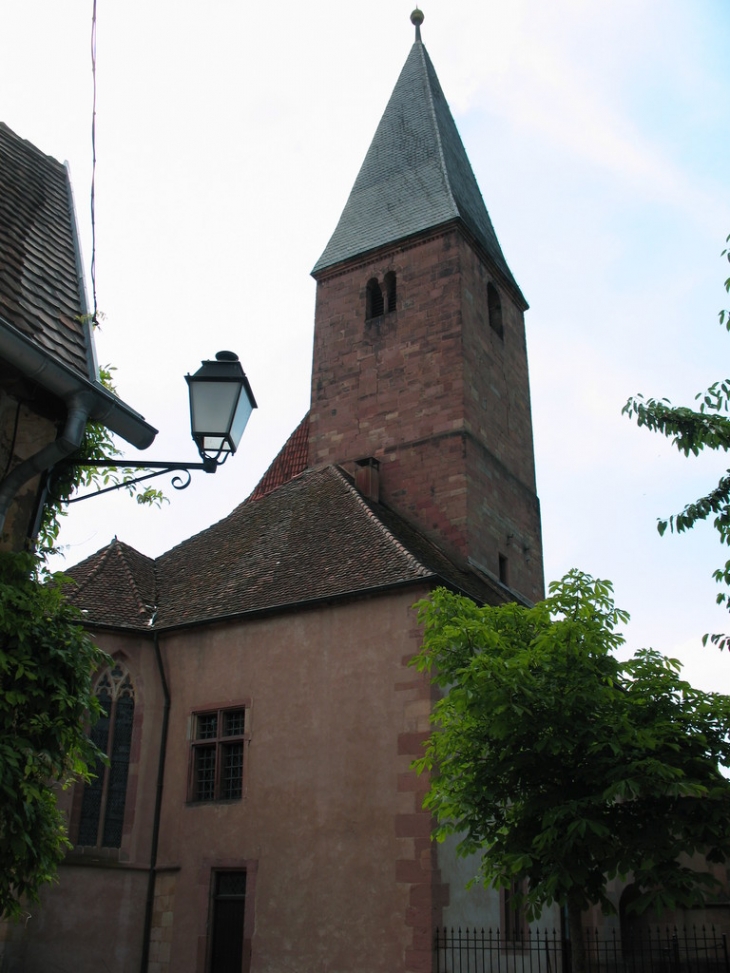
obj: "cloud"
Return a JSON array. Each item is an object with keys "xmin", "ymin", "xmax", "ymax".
[{"xmin": 439, "ymin": 0, "xmax": 728, "ymax": 230}]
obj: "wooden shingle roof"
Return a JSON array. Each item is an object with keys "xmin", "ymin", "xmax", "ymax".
[{"xmin": 0, "ymin": 122, "xmax": 92, "ymax": 380}]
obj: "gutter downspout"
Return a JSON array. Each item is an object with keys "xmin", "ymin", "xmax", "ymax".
[
  {"xmin": 0, "ymin": 390, "xmax": 93, "ymax": 534},
  {"xmin": 140, "ymin": 628, "xmax": 171, "ymax": 973},
  {"xmin": 0, "ymin": 314, "xmax": 157, "ymax": 448}
]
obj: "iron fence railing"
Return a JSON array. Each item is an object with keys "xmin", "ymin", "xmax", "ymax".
[{"xmin": 434, "ymin": 927, "xmax": 730, "ymax": 973}]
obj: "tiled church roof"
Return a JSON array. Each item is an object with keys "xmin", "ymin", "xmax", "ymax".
[
  {"xmin": 67, "ymin": 465, "xmax": 504, "ymax": 631},
  {"xmin": 66, "ymin": 537, "xmax": 157, "ymax": 630},
  {"xmin": 62, "ymin": 22, "xmax": 523, "ymax": 632},
  {"xmin": 247, "ymin": 413, "xmax": 309, "ymax": 503},
  {"xmin": 0, "ymin": 122, "xmax": 92, "ymax": 379},
  {"xmin": 312, "ymin": 39, "xmax": 525, "ymax": 306}
]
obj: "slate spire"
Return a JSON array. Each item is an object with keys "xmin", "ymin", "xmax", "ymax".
[{"xmin": 313, "ymin": 11, "xmax": 523, "ymax": 302}]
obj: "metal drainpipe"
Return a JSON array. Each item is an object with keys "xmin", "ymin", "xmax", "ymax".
[
  {"xmin": 140, "ymin": 627, "xmax": 171, "ymax": 973},
  {"xmin": 0, "ymin": 390, "xmax": 93, "ymax": 534}
]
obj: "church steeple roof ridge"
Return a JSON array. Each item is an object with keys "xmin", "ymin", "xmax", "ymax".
[{"xmin": 312, "ymin": 15, "xmax": 524, "ymax": 304}]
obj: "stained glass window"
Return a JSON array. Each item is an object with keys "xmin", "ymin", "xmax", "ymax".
[{"xmin": 77, "ymin": 663, "xmax": 135, "ymax": 849}]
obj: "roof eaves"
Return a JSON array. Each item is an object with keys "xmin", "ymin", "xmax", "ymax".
[
  {"xmin": 152, "ymin": 574, "xmax": 437, "ymax": 634},
  {"xmin": 0, "ymin": 313, "xmax": 157, "ymax": 449},
  {"xmin": 63, "ymin": 160, "xmax": 96, "ymax": 382}
]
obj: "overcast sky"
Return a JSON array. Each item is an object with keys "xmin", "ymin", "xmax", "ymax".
[{"xmin": 2, "ymin": 1, "xmax": 729, "ymax": 691}]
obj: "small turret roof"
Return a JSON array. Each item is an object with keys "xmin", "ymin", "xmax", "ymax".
[{"xmin": 313, "ymin": 29, "xmax": 523, "ymax": 302}]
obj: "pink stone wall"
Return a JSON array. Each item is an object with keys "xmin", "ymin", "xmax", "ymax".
[
  {"xmin": 25, "ymin": 630, "xmax": 165, "ymax": 973},
  {"xmin": 309, "ymin": 228, "xmax": 544, "ymax": 602},
  {"xmin": 26, "ymin": 588, "xmax": 446, "ymax": 973},
  {"xmin": 151, "ymin": 588, "xmax": 441, "ymax": 973}
]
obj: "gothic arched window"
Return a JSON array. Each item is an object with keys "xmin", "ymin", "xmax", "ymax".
[
  {"xmin": 77, "ymin": 662, "xmax": 135, "ymax": 848},
  {"xmin": 366, "ymin": 278, "xmax": 384, "ymax": 319}
]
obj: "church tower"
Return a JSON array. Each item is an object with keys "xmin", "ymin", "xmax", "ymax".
[{"xmin": 308, "ymin": 10, "xmax": 544, "ymax": 603}]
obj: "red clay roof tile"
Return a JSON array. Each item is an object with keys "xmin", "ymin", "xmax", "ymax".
[
  {"xmin": 67, "ymin": 538, "xmax": 157, "ymax": 630},
  {"xmin": 247, "ymin": 414, "xmax": 309, "ymax": 502}
]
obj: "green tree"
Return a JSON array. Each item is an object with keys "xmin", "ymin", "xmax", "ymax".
[
  {"xmin": 412, "ymin": 572, "xmax": 730, "ymax": 972},
  {"xmin": 623, "ymin": 235, "xmax": 730, "ymax": 648},
  {"xmin": 0, "ymin": 550, "xmax": 108, "ymax": 920}
]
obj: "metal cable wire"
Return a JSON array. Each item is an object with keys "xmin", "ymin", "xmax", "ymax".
[{"xmin": 90, "ymin": 0, "xmax": 98, "ymax": 326}]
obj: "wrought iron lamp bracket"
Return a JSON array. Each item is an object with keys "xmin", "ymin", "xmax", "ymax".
[{"xmin": 51, "ymin": 452, "xmax": 228, "ymax": 505}]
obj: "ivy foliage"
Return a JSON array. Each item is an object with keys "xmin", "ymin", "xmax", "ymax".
[
  {"xmin": 37, "ymin": 363, "xmax": 166, "ymax": 556},
  {"xmin": 623, "ymin": 235, "xmax": 730, "ymax": 648},
  {"xmin": 412, "ymin": 574, "xmax": 730, "ymax": 970},
  {"xmin": 0, "ymin": 550, "xmax": 109, "ymax": 920},
  {"xmin": 0, "ymin": 323, "xmax": 167, "ymax": 919}
]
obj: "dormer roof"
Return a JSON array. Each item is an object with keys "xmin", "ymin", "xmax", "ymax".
[{"xmin": 312, "ymin": 37, "xmax": 524, "ymax": 303}]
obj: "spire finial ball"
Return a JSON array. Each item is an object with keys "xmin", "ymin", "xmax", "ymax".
[{"xmin": 411, "ymin": 8, "xmax": 424, "ymax": 27}]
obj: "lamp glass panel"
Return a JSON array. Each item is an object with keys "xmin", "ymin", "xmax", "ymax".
[
  {"xmin": 202, "ymin": 436, "xmax": 227, "ymax": 452},
  {"xmin": 189, "ymin": 381, "xmax": 239, "ymax": 440},
  {"xmin": 228, "ymin": 395, "xmax": 254, "ymax": 453}
]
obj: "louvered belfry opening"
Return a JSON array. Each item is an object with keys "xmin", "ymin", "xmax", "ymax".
[
  {"xmin": 487, "ymin": 281, "xmax": 504, "ymax": 338},
  {"xmin": 366, "ymin": 277, "xmax": 384, "ymax": 319},
  {"xmin": 384, "ymin": 270, "xmax": 397, "ymax": 312}
]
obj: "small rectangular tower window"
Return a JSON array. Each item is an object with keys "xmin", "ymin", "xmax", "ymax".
[{"xmin": 498, "ymin": 553, "xmax": 509, "ymax": 586}]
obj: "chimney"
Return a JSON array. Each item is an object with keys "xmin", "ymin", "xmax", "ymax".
[{"xmin": 355, "ymin": 457, "xmax": 380, "ymax": 503}]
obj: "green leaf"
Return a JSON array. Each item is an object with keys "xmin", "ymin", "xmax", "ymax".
[{"xmin": 411, "ymin": 575, "xmax": 730, "ymax": 925}]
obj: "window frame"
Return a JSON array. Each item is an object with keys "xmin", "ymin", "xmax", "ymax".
[
  {"xmin": 188, "ymin": 705, "xmax": 250, "ymax": 804},
  {"xmin": 75, "ymin": 661, "xmax": 137, "ymax": 849},
  {"xmin": 198, "ymin": 858, "xmax": 257, "ymax": 973},
  {"xmin": 208, "ymin": 870, "xmax": 248, "ymax": 973}
]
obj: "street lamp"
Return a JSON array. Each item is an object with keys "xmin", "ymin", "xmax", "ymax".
[
  {"xmin": 187, "ymin": 351, "xmax": 257, "ymax": 461},
  {"xmin": 56, "ymin": 350, "xmax": 257, "ymax": 502}
]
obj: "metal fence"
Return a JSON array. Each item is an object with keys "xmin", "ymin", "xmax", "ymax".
[{"xmin": 434, "ymin": 927, "xmax": 730, "ymax": 973}]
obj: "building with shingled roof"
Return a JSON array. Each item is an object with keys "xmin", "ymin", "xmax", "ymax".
[
  {"xmin": 21, "ymin": 12, "xmax": 552, "ymax": 973},
  {"xmin": 0, "ymin": 122, "xmax": 156, "ymax": 550}
]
